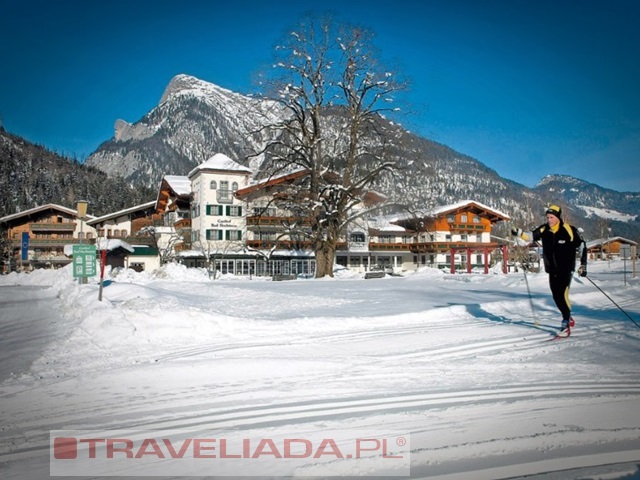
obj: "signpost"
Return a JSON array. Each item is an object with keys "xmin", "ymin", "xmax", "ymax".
[
  {"xmin": 72, "ymin": 244, "xmax": 97, "ymax": 279},
  {"xmin": 98, "ymin": 249, "xmax": 107, "ymax": 301},
  {"xmin": 621, "ymin": 244, "xmax": 631, "ymax": 286}
]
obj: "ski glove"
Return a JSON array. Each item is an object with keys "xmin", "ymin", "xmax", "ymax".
[
  {"xmin": 578, "ymin": 265, "xmax": 587, "ymax": 277},
  {"xmin": 511, "ymin": 228, "xmax": 523, "ymax": 237}
]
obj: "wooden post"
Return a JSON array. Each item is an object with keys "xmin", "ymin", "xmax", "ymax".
[
  {"xmin": 450, "ymin": 248, "xmax": 456, "ymax": 274},
  {"xmin": 467, "ymin": 247, "xmax": 472, "ymax": 273},
  {"xmin": 484, "ymin": 247, "xmax": 489, "ymax": 274},
  {"xmin": 502, "ymin": 245, "xmax": 509, "ymax": 274},
  {"xmin": 98, "ymin": 249, "xmax": 107, "ymax": 301}
]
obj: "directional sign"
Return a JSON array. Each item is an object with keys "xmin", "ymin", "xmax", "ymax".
[{"xmin": 72, "ymin": 244, "xmax": 97, "ymax": 278}]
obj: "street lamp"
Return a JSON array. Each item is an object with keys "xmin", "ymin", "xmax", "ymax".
[
  {"xmin": 76, "ymin": 200, "xmax": 88, "ymax": 242},
  {"xmin": 607, "ymin": 227, "xmax": 612, "ymax": 268},
  {"xmin": 76, "ymin": 200, "xmax": 88, "ymax": 284}
]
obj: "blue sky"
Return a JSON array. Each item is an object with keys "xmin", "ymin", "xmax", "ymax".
[{"xmin": 2, "ymin": 0, "xmax": 639, "ymax": 192}]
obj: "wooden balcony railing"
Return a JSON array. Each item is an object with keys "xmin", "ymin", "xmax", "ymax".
[
  {"xmin": 174, "ymin": 218, "xmax": 192, "ymax": 229},
  {"xmin": 29, "ymin": 222, "xmax": 77, "ymax": 232},
  {"xmin": 369, "ymin": 243, "xmax": 412, "ymax": 251},
  {"xmin": 246, "ymin": 216, "xmax": 312, "ymax": 227}
]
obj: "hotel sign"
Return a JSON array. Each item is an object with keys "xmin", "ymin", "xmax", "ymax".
[{"xmin": 72, "ymin": 244, "xmax": 97, "ymax": 278}]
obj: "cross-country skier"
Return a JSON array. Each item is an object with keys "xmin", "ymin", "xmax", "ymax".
[{"xmin": 512, "ymin": 205, "xmax": 587, "ymax": 337}]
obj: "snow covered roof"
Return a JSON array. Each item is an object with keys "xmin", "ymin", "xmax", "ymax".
[
  {"xmin": 586, "ymin": 236, "xmax": 638, "ymax": 248},
  {"xmin": 428, "ymin": 200, "xmax": 510, "ymax": 220},
  {"xmin": 163, "ymin": 175, "xmax": 191, "ymax": 196},
  {"xmin": 0, "ymin": 203, "xmax": 96, "ymax": 223},
  {"xmin": 63, "ymin": 239, "xmax": 135, "ymax": 257},
  {"xmin": 369, "ymin": 216, "xmax": 408, "ymax": 233},
  {"xmin": 188, "ymin": 153, "xmax": 252, "ymax": 178},
  {"xmin": 95, "ymin": 238, "xmax": 135, "ymax": 252},
  {"xmin": 387, "ymin": 200, "xmax": 510, "ymax": 223},
  {"xmin": 235, "ymin": 168, "xmax": 309, "ymax": 197},
  {"xmin": 86, "ymin": 201, "xmax": 156, "ymax": 225}
]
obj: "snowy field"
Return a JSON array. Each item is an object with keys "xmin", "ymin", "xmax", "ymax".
[{"xmin": 1, "ymin": 259, "xmax": 640, "ymax": 479}]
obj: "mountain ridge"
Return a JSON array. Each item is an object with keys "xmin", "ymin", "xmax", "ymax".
[{"xmin": 3, "ymin": 73, "xmax": 637, "ymax": 242}]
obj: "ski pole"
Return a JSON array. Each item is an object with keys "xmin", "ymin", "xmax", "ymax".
[
  {"xmin": 522, "ymin": 267, "xmax": 538, "ymax": 325},
  {"xmin": 584, "ymin": 276, "xmax": 640, "ymax": 330},
  {"xmin": 509, "ymin": 225, "xmax": 538, "ymax": 325}
]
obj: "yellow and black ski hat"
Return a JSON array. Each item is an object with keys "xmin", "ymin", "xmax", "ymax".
[{"xmin": 545, "ymin": 205, "xmax": 562, "ymax": 219}]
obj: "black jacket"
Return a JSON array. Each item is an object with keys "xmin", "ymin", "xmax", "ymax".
[{"xmin": 531, "ymin": 221, "xmax": 586, "ymax": 275}]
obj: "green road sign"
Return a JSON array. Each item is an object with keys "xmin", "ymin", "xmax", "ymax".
[{"xmin": 72, "ymin": 244, "xmax": 97, "ymax": 278}]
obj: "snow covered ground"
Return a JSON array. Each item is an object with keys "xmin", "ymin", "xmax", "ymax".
[{"xmin": 1, "ymin": 259, "xmax": 640, "ymax": 479}]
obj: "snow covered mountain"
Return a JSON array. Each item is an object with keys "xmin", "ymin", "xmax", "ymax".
[
  {"xmin": 84, "ymin": 74, "xmax": 639, "ymax": 241},
  {"xmin": 85, "ymin": 75, "xmax": 532, "ymax": 217},
  {"xmin": 535, "ymin": 174, "xmax": 640, "ymax": 216},
  {"xmin": 534, "ymin": 174, "xmax": 640, "ymax": 239}
]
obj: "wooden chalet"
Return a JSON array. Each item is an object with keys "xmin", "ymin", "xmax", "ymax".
[
  {"xmin": 389, "ymin": 200, "xmax": 510, "ymax": 273},
  {"xmin": 0, "ymin": 203, "xmax": 96, "ymax": 272},
  {"xmin": 586, "ymin": 236, "xmax": 638, "ymax": 260}
]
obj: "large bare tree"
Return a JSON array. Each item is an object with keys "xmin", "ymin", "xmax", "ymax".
[{"xmin": 251, "ymin": 16, "xmax": 412, "ymax": 278}]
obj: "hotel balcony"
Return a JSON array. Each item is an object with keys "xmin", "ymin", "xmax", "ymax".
[{"xmin": 246, "ymin": 216, "xmax": 312, "ymax": 228}]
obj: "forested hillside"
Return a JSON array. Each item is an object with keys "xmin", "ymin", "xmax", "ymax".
[{"xmin": 0, "ymin": 128, "xmax": 156, "ymax": 218}]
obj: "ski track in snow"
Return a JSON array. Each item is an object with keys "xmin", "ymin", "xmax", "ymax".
[{"xmin": 1, "ymin": 262, "xmax": 639, "ymax": 479}]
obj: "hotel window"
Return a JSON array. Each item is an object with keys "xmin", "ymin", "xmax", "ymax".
[
  {"xmin": 350, "ymin": 232, "xmax": 365, "ymax": 243},
  {"xmin": 206, "ymin": 229, "xmax": 223, "ymax": 240},
  {"xmin": 217, "ymin": 181, "xmax": 233, "ymax": 203},
  {"xmin": 253, "ymin": 206, "xmax": 277, "ymax": 217},
  {"xmin": 210, "ymin": 180, "xmax": 217, "ymax": 190},
  {"xmin": 226, "ymin": 230, "xmax": 243, "ymax": 241},
  {"xmin": 206, "ymin": 205, "xmax": 224, "ymax": 216},
  {"xmin": 258, "ymin": 232, "xmax": 277, "ymax": 241},
  {"xmin": 460, "ymin": 214, "xmax": 468, "ymax": 223},
  {"xmin": 472, "ymin": 215, "xmax": 481, "ymax": 224},
  {"xmin": 226, "ymin": 206, "xmax": 243, "ymax": 216},
  {"xmin": 232, "ymin": 181, "xmax": 239, "ymax": 191},
  {"xmin": 447, "ymin": 214, "xmax": 455, "ymax": 223}
]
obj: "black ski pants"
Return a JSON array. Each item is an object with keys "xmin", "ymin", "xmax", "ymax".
[{"xmin": 548, "ymin": 270, "xmax": 573, "ymax": 321}]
